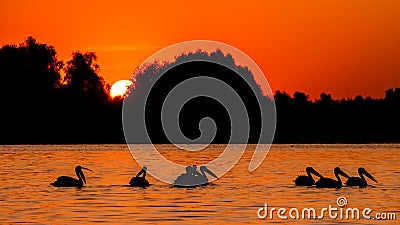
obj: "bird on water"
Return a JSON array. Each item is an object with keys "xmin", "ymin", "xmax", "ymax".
[{"xmin": 51, "ymin": 165, "xmax": 92, "ymax": 187}]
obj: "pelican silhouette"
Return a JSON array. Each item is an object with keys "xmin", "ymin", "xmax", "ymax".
[
  {"xmin": 51, "ymin": 166, "xmax": 92, "ymax": 187},
  {"xmin": 345, "ymin": 168, "xmax": 378, "ymax": 188},
  {"xmin": 174, "ymin": 165, "xmax": 218, "ymax": 188},
  {"xmin": 315, "ymin": 167, "xmax": 349, "ymax": 188},
  {"xmin": 129, "ymin": 166, "xmax": 149, "ymax": 187},
  {"xmin": 294, "ymin": 167, "xmax": 324, "ymax": 186}
]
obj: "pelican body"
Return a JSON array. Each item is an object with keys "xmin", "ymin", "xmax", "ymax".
[
  {"xmin": 345, "ymin": 168, "xmax": 378, "ymax": 188},
  {"xmin": 174, "ymin": 165, "xmax": 218, "ymax": 188},
  {"xmin": 130, "ymin": 167, "xmax": 149, "ymax": 187},
  {"xmin": 294, "ymin": 167, "xmax": 323, "ymax": 186},
  {"xmin": 315, "ymin": 167, "xmax": 349, "ymax": 188},
  {"xmin": 51, "ymin": 166, "xmax": 92, "ymax": 187}
]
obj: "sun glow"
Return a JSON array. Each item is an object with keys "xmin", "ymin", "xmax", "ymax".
[{"xmin": 110, "ymin": 80, "xmax": 133, "ymax": 98}]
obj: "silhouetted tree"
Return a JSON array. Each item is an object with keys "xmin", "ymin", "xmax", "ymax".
[
  {"xmin": 58, "ymin": 52, "xmax": 119, "ymax": 143},
  {"xmin": 64, "ymin": 52, "xmax": 110, "ymax": 103},
  {"xmin": 274, "ymin": 91, "xmax": 292, "ymax": 105},
  {"xmin": 0, "ymin": 36, "xmax": 63, "ymax": 99},
  {"xmin": 293, "ymin": 91, "xmax": 309, "ymax": 105},
  {"xmin": 384, "ymin": 88, "xmax": 400, "ymax": 110},
  {"xmin": 0, "ymin": 37, "xmax": 64, "ymax": 143},
  {"xmin": 317, "ymin": 92, "xmax": 335, "ymax": 105},
  {"xmin": 126, "ymin": 49, "xmax": 271, "ymax": 144}
]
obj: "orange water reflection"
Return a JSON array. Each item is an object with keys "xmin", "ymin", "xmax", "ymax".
[{"xmin": 0, "ymin": 144, "xmax": 398, "ymax": 224}]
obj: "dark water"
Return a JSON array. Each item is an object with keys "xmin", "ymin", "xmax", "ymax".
[{"xmin": 0, "ymin": 144, "xmax": 398, "ymax": 224}]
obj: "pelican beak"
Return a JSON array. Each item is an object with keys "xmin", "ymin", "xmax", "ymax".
[
  {"xmin": 364, "ymin": 170, "xmax": 378, "ymax": 183},
  {"xmin": 82, "ymin": 167, "xmax": 93, "ymax": 172},
  {"xmin": 202, "ymin": 166, "xmax": 219, "ymax": 179}
]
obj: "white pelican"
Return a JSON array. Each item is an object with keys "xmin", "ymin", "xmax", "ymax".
[
  {"xmin": 315, "ymin": 167, "xmax": 349, "ymax": 188},
  {"xmin": 51, "ymin": 166, "xmax": 92, "ymax": 187},
  {"xmin": 345, "ymin": 168, "xmax": 378, "ymax": 188},
  {"xmin": 130, "ymin": 166, "xmax": 149, "ymax": 187}
]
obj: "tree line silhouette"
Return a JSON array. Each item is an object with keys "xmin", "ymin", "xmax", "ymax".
[
  {"xmin": 0, "ymin": 37, "xmax": 123, "ymax": 144},
  {"xmin": 274, "ymin": 89, "xmax": 400, "ymax": 143},
  {"xmin": 0, "ymin": 37, "xmax": 399, "ymax": 144}
]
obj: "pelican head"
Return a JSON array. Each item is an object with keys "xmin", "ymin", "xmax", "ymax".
[
  {"xmin": 334, "ymin": 167, "xmax": 349, "ymax": 178},
  {"xmin": 75, "ymin": 166, "xmax": 92, "ymax": 184},
  {"xmin": 315, "ymin": 167, "xmax": 350, "ymax": 188},
  {"xmin": 359, "ymin": 167, "xmax": 378, "ymax": 183},
  {"xmin": 305, "ymin": 167, "xmax": 323, "ymax": 178},
  {"xmin": 294, "ymin": 166, "xmax": 323, "ymax": 186},
  {"xmin": 135, "ymin": 166, "xmax": 147, "ymax": 177}
]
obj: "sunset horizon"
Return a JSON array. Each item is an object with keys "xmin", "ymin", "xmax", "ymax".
[{"xmin": 1, "ymin": 0, "xmax": 399, "ymax": 99}]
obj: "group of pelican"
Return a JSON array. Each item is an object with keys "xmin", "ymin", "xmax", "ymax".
[
  {"xmin": 173, "ymin": 165, "xmax": 219, "ymax": 188},
  {"xmin": 294, "ymin": 167, "xmax": 378, "ymax": 188},
  {"xmin": 51, "ymin": 165, "xmax": 377, "ymax": 189},
  {"xmin": 51, "ymin": 165, "xmax": 218, "ymax": 188}
]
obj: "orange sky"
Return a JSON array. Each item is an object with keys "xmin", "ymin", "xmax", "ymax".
[{"xmin": 1, "ymin": 0, "xmax": 399, "ymax": 99}]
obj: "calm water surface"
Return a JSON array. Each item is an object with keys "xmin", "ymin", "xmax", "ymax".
[{"xmin": 0, "ymin": 144, "xmax": 399, "ymax": 224}]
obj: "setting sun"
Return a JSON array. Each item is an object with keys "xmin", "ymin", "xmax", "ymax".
[{"xmin": 110, "ymin": 80, "xmax": 133, "ymax": 98}]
